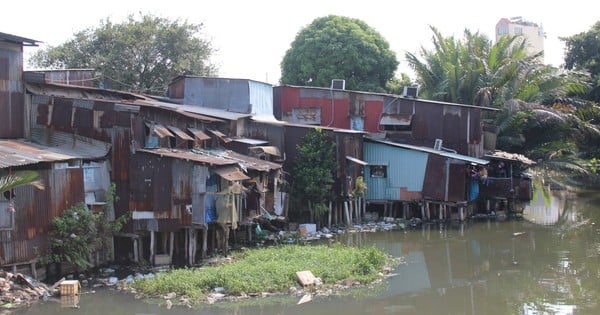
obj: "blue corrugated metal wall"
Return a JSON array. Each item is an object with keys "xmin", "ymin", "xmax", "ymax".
[
  {"xmin": 248, "ymin": 80, "xmax": 273, "ymax": 116},
  {"xmin": 363, "ymin": 142, "xmax": 428, "ymax": 201}
]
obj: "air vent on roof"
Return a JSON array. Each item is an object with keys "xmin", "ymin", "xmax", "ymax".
[
  {"xmin": 403, "ymin": 86, "xmax": 418, "ymax": 98},
  {"xmin": 434, "ymin": 138, "xmax": 443, "ymax": 151},
  {"xmin": 331, "ymin": 79, "xmax": 345, "ymax": 90}
]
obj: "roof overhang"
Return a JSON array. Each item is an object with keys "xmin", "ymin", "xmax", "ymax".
[
  {"xmin": 346, "ymin": 155, "xmax": 368, "ymax": 166},
  {"xmin": 213, "ymin": 165, "xmax": 250, "ymax": 181}
]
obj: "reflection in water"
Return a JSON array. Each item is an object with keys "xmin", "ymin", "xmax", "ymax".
[
  {"xmin": 15, "ymin": 192, "xmax": 600, "ymax": 315},
  {"xmin": 523, "ymin": 182, "xmax": 570, "ymax": 225}
]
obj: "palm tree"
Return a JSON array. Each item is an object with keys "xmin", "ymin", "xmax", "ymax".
[
  {"xmin": 0, "ymin": 170, "xmax": 45, "ymax": 195},
  {"xmin": 405, "ymin": 26, "xmax": 542, "ymax": 108}
]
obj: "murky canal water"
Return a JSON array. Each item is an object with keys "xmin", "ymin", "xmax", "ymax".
[{"xmin": 14, "ymin": 190, "xmax": 600, "ymax": 315}]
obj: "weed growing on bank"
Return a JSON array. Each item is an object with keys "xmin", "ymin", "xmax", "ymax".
[{"xmin": 130, "ymin": 244, "xmax": 390, "ymax": 304}]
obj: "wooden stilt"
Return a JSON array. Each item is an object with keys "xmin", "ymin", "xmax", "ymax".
[
  {"xmin": 31, "ymin": 261, "xmax": 37, "ymax": 280},
  {"xmin": 184, "ymin": 228, "xmax": 189, "ymax": 263},
  {"xmin": 150, "ymin": 231, "xmax": 155, "ymax": 266},
  {"xmin": 202, "ymin": 225, "xmax": 208, "ymax": 259},
  {"xmin": 223, "ymin": 225, "xmax": 230, "ymax": 256},
  {"xmin": 328, "ymin": 201, "xmax": 332, "ymax": 228},
  {"xmin": 344, "ymin": 201, "xmax": 350, "ymax": 226},
  {"xmin": 169, "ymin": 232, "xmax": 174, "ymax": 265},
  {"xmin": 133, "ymin": 238, "xmax": 139, "ymax": 263},
  {"xmin": 188, "ymin": 229, "xmax": 193, "ymax": 266}
]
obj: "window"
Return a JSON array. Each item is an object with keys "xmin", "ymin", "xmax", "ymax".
[
  {"xmin": 497, "ymin": 27, "xmax": 508, "ymax": 35},
  {"xmin": 514, "ymin": 27, "xmax": 523, "ymax": 35},
  {"xmin": 0, "ymin": 200, "xmax": 15, "ymax": 230},
  {"xmin": 380, "ymin": 114, "xmax": 412, "ymax": 132},
  {"xmin": 370, "ymin": 165, "xmax": 387, "ymax": 178}
]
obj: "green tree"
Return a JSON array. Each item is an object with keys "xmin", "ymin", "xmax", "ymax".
[
  {"xmin": 291, "ymin": 129, "xmax": 337, "ymax": 223},
  {"xmin": 385, "ymin": 73, "xmax": 416, "ymax": 95},
  {"xmin": 29, "ymin": 13, "xmax": 217, "ymax": 95},
  {"xmin": 48, "ymin": 202, "xmax": 128, "ymax": 270},
  {"xmin": 562, "ymin": 21, "xmax": 600, "ymax": 102},
  {"xmin": 280, "ymin": 15, "xmax": 398, "ymax": 92},
  {"xmin": 48, "ymin": 183, "xmax": 127, "ymax": 270}
]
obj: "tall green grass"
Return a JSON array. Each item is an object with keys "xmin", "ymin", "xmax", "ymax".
[{"xmin": 131, "ymin": 244, "xmax": 389, "ymax": 303}]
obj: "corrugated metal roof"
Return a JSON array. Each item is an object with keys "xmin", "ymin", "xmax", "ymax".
[
  {"xmin": 30, "ymin": 129, "xmax": 112, "ymax": 159},
  {"xmin": 231, "ymin": 138, "xmax": 269, "ymax": 145},
  {"xmin": 249, "ymin": 146, "xmax": 281, "ymax": 157},
  {"xmin": 25, "ymin": 82, "xmax": 223, "ymax": 122},
  {"xmin": 484, "ymin": 150, "xmax": 536, "ymax": 165},
  {"xmin": 213, "ymin": 166, "xmax": 250, "ymax": 181},
  {"xmin": 179, "ymin": 105, "xmax": 251, "ymax": 121},
  {"xmin": 167, "ymin": 125, "xmax": 194, "ymax": 141},
  {"xmin": 137, "ymin": 148, "xmax": 236, "ymax": 166},
  {"xmin": 223, "ymin": 150, "xmax": 282, "ymax": 172},
  {"xmin": 0, "ymin": 32, "xmax": 39, "ymax": 46},
  {"xmin": 367, "ymin": 139, "xmax": 489, "ymax": 165},
  {"xmin": 346, "ymin": 155, "xmax": 368, "ymax": 166},
  {"xmin": 136, "ymin": 148, "xmax": 282, "ymax": 172},
  {"xmin": 0, "ymin": 137, "xmax": 110, "ymax": 168}
]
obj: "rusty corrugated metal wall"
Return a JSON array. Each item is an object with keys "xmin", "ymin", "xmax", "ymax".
[
  {"xmin": 0, "ymin": 168, "xmax": 85, "ymax": 265},
  {"xmin": 0, "ymin": 42, "xmax": 24, "ymax": 138},
  {"xmin": 171, "ymin": 159, "xmax": 193, "ymax": 226},
  {"xmin": 384, "ymin": 96, "xmax": 484, "ymax": 156},
  {"xmin": 422, "ymin": 155, "xmax": 468, "ymax": 202},
  {"xmin": 129, "ymin": 153, "xmax": 172, "ymax": 214}
]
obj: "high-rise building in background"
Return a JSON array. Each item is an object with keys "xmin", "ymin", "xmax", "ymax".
[{"xmin": 496, "ymin": 17, "xmax": 545, "ymax": 62}]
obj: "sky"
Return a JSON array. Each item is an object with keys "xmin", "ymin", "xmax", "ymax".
[{"xmin": 2, "ymin": 0, "xmax": 599, "ymax": 86}]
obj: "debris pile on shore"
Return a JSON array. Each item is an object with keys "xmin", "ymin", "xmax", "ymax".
[{"xmin": 0, "ymin": 271, "xmax": 51, "ymax": 308}]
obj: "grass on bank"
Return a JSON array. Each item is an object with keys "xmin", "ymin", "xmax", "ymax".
[{"xmin": 131, "ymin": 244, "xmax": 390, "ymax": 303}]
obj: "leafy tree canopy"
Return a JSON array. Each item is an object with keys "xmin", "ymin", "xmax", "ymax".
[
  {"xmin": 29, "ymin": 13, "xmax": 217, "ymax": 95},
  {"xmin": 280, "ymin": 15, "xmax": 398, "ymax": 93},
  {"xmin": 562, "ymin": 21, "xmax": 600, "ymax": 102}
]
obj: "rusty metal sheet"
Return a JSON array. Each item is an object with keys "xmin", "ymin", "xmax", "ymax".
[
  {"xmin": 208, "ymin": 129, "xmax": 231, "ymax": 143},
  {"xmin": 137, "ymin": 148, "xmax": 236, "ymax": 166},
  {"xmin": 137, "ymin": 148, "xmax": 281, "ymax": 173},
  {"xmin": 213, "ymin": 165, "xmax": 250, "ymax": 181},
  {"xmin": 188, "ymin": 128, "xmax": 211, "ymax": 141},
  {"xmin": 0, "ymin": 140, "xmax": 77, "ymax": 168},
  {"xmin": 167, "ymin": 125, "xmax": 194, "ymax": 141},
  {"xmin": 144, "ymin": 122, "xmax": 174, "ymax": 138},
  {"xmin": 222, "ymin": 150, "xmax": 282, "ymax": 172}
]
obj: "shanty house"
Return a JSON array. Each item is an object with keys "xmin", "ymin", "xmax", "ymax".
[
  {"xmin": 0, "ymin": 137, "xmax": 111, "ymax": 278},
  {"xmin": 363, "ymin": 139, "xmax": 489, "ymax": 220}
]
